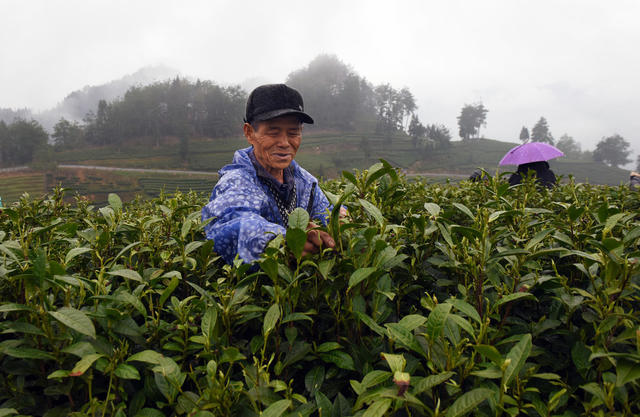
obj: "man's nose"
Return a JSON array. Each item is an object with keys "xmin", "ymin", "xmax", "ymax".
[{"xmin": 274, "ymin": 132, "xmax": 289, "ymax": 146}]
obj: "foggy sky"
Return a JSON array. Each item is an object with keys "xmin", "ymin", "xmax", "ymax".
[{"xmin": 2, "ymin": 0, "xmax": 639, "ymax": 159}]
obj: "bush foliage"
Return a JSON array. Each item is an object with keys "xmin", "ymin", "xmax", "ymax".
[{"xmin": 0, "ymin": 163, "xmax": 639, "ymax": 417}]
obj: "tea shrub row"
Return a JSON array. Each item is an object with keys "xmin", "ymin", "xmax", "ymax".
[{"xmin": 0, "ymin": 162, "xmax": 638, "ymax": 416}]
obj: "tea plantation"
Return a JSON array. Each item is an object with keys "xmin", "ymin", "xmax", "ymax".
[{"xmin": 0, "ymin": 163, "xmax": 638, "ymax": 416}]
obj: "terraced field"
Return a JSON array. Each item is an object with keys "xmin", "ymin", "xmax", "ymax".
[{"xmin": 0, "ymin": 173, "xmax": 46, "ymax": 204}]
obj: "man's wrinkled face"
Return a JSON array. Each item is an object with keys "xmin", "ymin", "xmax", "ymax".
[{"xmin": 244, "ymin": 115, "xmax": 302, "ymax": 178}]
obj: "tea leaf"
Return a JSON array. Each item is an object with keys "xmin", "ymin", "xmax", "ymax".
[
  {"xmin": 503, "ymin": 334, "xmax": 532, "ymax": 386},
  {"xmin": 398, "ymin": 314, "xmax": 427, "ymax": 331},
  {"xmin": 305, "ymin": 366, "xmax": 325, "ymax": 395},
  {"xmin": 453, "ymin": 203, "xmax": 474, "ymax": 220},
  {"xmin": 134, "ymin": 408, "xmax": 165, "ymax": 417},
  {"xmin": 263, "ymin": 303, "xmax": 281, "ymax": 336},
  {"xmin": 0, "ymin": 303, "xmax": 34, "ymax": 313},
  {"xmin": 47, "ymin": 370, "xmax": 71, "ymax": 379},
  {"xmin": 424, "ymin": 203, "xmax": 441, "ymax": 217},
  {"xmin": 424, "ymin": 303, "xmax": 452, "ymax": 339},
  {"xmin": 114, "ymin": 363, "xmax": 141, "ymax": 380},
  {"xmin": 288, "ymin": 207, "xmax": 310, "ymax": 230},
  {"xmin": 180, "ymin": 219, "xmax": 192, "ymax": 239},
  {"xmin": 616, "ymin": 359, "xmax": 640, "ymax": 386},
  {"xmin": 317, "ymin": 258, "xmax": 335, "ymax": 280},
  {"xmin": 354, "ymin": 311, "xmax": 386, "ymax": 336},
  {"xmin": 315, "ymin": 391, "xmax": 332, "ymax": 415},
  {"xmin": 386, "ymin": 323, "xmax": 424, "ymax": 354},
  {"xmin": 65, "ymin": 247, "xmax": 93, "ymax": 264},
  {"xmin": 342, "ymin": 171, "xmax": 358, "ymax": 186},
  {"xmin": 445, "ymin": 298, "xmax": 481, "ymax": 324},
  {"xmin": 363, "ymin": 399, "xmax": 392, "ymax": 417},
  {"xmin": 493, "ymin": 292, "xmax": 536, "ymax": 308},
  {"xmin": 474, "ymin": 345, "xmax": 503, "ymax": 366},
  {"xmin": 524, "ymin": 229, "xmax": 554, "ymax": 251},
  {"xmin": 381, "ymin": 353, "xmax": 405, "ymax": 373},
  {"xmin": 361, "ymin": 370, "xmax": 392, "ymax": 390},
  {"xmin": 4, "ymin": 347, "xmax": 55, "ymax": 360},
  {"xmin": 358, "ymin": 199, "xmax": 384, "ymax": 227},
  {"xmin": 581, "ymin": 382, "xmax": 606, "ymax": 404},
  {"xmin": 0, "ymin": 409, "xmax": 18, "ymax": 417},
  {"xmin": 445, "ymin": 388, "xmax": 493, "ymax": 417},
  {"xmin": 365, "ymin": 162, "xmax": 392, "ymax": 188},
  {"xmin": 201, "ymin": 306, "xmax": 217, "ymax": 342},
  {"xmin": 319, "ymin": 350, "xmax": 356, "ymax": 371},
  {"xmin": 127, "ymin": 350, "xmax": 165, "ymax": 364},
  {"xmin": 184, "ymin": 241, "xmax": 204, "ymax": 255},
  {"xmin": 70, "ymin": 353, "xmax": 105, "ymax": 376},
  {"xmin": 603, "ymin": 212, "xmax": 626, "ymax": 235},
  {"xmin": 412, "ymin": 371, "xmax": 455, "ymax": 395},
  {"xmin": 286, "ymin": 228, "xmax": 307, "ymax": 260},
  {"xmin": 107, "ymin": 268, "xmax": 143, "ymax": 283},
  {"xmin": 261, "ymin": 399, "xmax": 291, "ymax": 417},
  {"xmin": 348, "ymin": 267, "xmax": 377, "ymax": 290},
  {"xmin": 282, "ymin": 312, "xmax": 313, "ymax": 324},
  {"xmin": 219, "ymin": 347, "xmax": 246, "ymax": 363},
  {"xmin": 108, "ymin": 193, "xmax": 122, "ymax": 211},
  {"xmin": 49, "ymin": 307, "xmax": 96, "ymax": 339},
  {"xmin": 159, "ymin": 276, "xmax": 180, "ymax": 308},
  {"xmin": 447, "ymin": 314, "xmax": 475, "ymax": 338}
]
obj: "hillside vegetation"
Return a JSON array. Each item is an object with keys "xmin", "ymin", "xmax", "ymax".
[{"xmin": 50, "ymin": 135, "xmax": 630, "ymax": 185}]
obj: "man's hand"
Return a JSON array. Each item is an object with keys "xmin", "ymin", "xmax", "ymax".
[{"xmin": 302, "ymin": 222, "xmax": 335, "ymax": 256}]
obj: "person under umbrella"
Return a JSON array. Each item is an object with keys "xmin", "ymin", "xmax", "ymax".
[{"xmin": 499, "ymin": 142, "xmax": 564, "ymax": 189}]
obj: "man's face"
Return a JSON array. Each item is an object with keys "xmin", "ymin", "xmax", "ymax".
[{"xmin": 244, "ymin": 115, "xmax": 302, "ymax": 177}]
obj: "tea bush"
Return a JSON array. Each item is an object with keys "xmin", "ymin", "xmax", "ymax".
[{"xmin": 0, "ymin": 162, "xmax": 638, "ymax": 417}]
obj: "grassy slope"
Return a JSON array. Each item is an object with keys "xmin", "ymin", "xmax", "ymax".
[
  {"xmin": 45, "ymin": 134, "xmax": 632, "ymax": 186},
  {"xmin": 0, "ymin": 173, "xmax": 46, "ymax": 204}
]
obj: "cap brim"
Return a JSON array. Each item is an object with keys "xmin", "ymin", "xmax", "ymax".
[{"xmin": 252, "ymin": 108, "xmax": 314, "ymax": 124}]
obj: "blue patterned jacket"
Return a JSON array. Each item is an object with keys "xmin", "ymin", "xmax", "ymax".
[{"xmin": 201, "ymin": 146, "xmax": 331, "ymax": 264}]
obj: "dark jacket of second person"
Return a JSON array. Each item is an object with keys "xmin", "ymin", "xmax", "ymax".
[{"xmin": 508, "ymin": 161, "xmax": 557, "ymax": 188}]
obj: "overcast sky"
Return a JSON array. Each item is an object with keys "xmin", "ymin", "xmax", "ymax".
[{"xmin": 2, "ymin": 0, "xmax": 639, "ymax": 160}]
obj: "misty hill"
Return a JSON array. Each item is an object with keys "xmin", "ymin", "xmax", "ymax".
[
  {"xmin": 36, "ymin": 65, "xmax": 180, "ymax": 130},
  {"xmin": 0, "ymin": 107, "xmax": 32, "ymax": 124}
]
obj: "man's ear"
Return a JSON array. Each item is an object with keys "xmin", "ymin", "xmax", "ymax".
[{"xmin": 243, "ymin": 123, "xmax": 254, "ymax": 144}]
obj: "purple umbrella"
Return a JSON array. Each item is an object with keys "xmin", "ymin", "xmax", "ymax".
[{"xmin": 499, "ymin": 142, "xmax": 564, "ymax": 166}]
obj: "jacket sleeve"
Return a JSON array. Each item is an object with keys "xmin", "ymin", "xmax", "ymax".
[{"xmin": 201, "ymin": 175, "xmax": 286, "ymax": 264}]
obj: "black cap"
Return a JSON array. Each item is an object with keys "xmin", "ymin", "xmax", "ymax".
[{"xmin": 245, "ymin": 84, "xmax": 314, "ymax": 125}]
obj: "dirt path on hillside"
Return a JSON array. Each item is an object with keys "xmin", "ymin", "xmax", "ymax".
[
  {"xmin": 58, "ymin": 164, "xmax": 219, "ymax": 176},
  {"xmin": 0, "ymin": 166, "xmax": 29, "ymax": 173}
]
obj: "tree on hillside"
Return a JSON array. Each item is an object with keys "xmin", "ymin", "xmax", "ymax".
[
  {"xmin": 426, "ymin": 124, "xmax": 452, "ymax": 148},
  {"xmin": 408, "ymin": 115, "xmax": 427, "ymax": 148},
  {"xmin": 636, "ymin": 154, "xmax": 640, "ymax": 172},
  {"xmin": 519, "ymin": 126, "xmax": 529, "ymax": 143},
  {"xmin": 531, "ymin": 117, "xmax": 554, "ymax": 144},
  {"xmin": 555, "ymin": 134, "xmax": 582, "ymax": 159},
  {"xmin": 52, "ymin": 118, "xmax": 84, "ymax": 150},
  {"xmin": 0, "ymin": 119, "xmax": 48, "ymax": 165},
  {"xmin": 593, "ymin": 134, "xmax": 631, "ymax": 168},
  {"xmin": 373, "ymin": 84, "xmax": 415, "ymax": 137},
  {"xmin": 398, "ymin": 88, "xmax": 417, "ymax": 131},
  {"xmin": 457, "ymin": 103, "xmax": 488, "ymax": 140},
  {"xmin": 81, "ymin": 78, "xmax": 246, "ymax": 148},
  {"xmin": 0, "ymin": 121, "xmax": 8, "ymax": 164}
]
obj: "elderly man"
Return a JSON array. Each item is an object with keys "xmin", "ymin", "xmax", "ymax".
[{"xmin": 202, "ymin": 84, "xmax": 335, "ymax": 264}]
